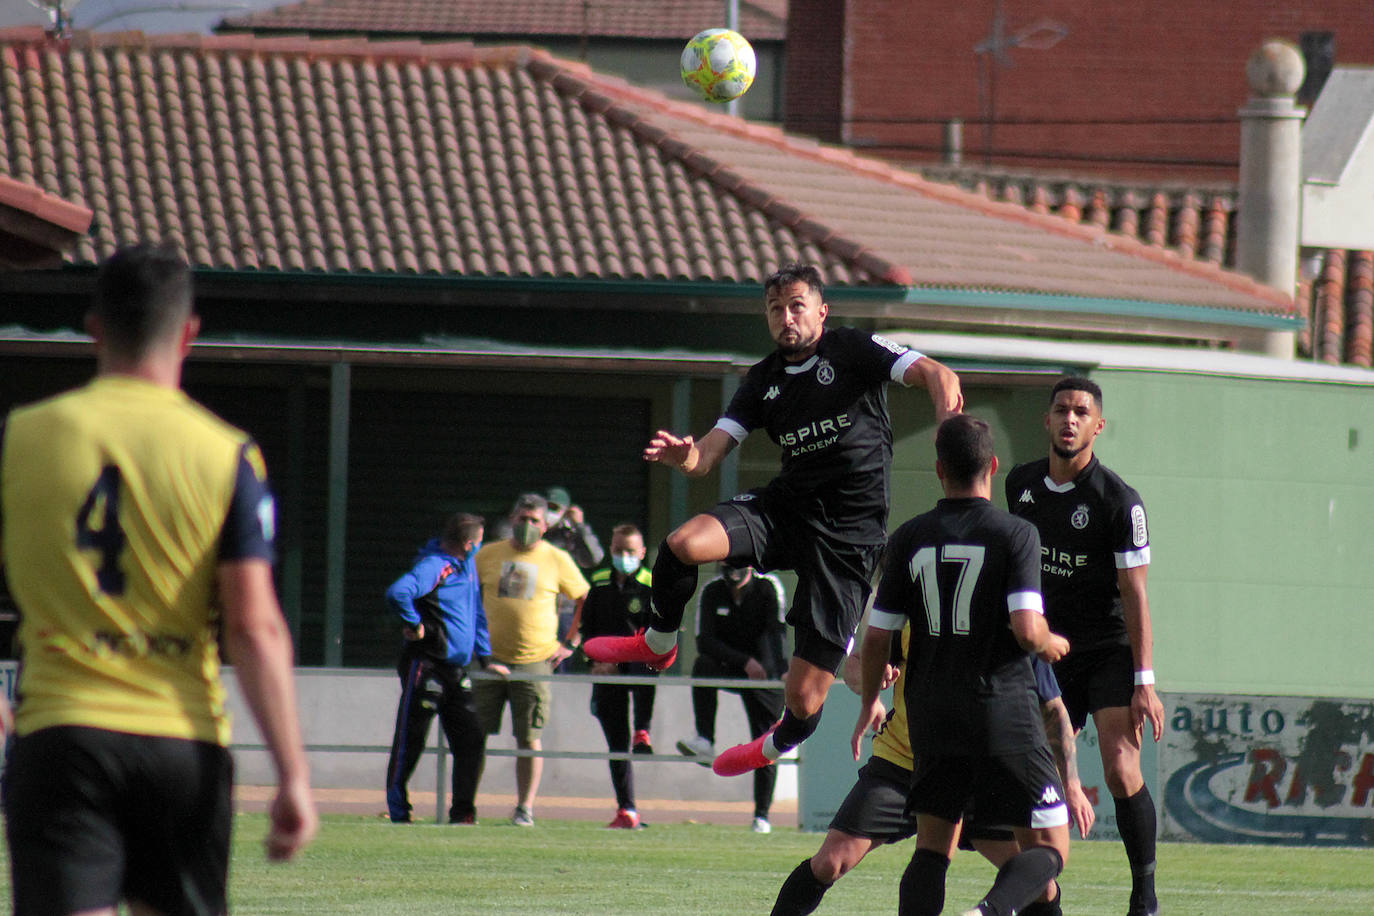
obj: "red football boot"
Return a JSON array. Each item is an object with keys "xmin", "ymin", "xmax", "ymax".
[
  {"xmin": 606, "ymin": 808, "xmax": 642, "ymax": 829},
  {"xmin": 713, "ymin": 725, "xmax": 779, "ymax": 777},
  {"xmin": 583, "ymin": 629, "xmax": 678, "ymax": 672}
]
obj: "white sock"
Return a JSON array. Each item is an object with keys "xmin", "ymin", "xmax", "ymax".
[
  {"xmin": 762, "ymin": 734, "xmax": 782, "ymax": 762},
  {"xmin": 644, "ymin": 628, "xmax": 678, "ymax": 655}
]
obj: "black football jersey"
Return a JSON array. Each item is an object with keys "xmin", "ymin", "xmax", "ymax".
[
  {"xmin": 872, "ymin": 497, "xmax": 1046, "ymax": 756},
  {"xmin": 717, "ymin": 327, "xmax": 920, "ymax": 545},
  {"xmin": 1004, "ymin": 456, "xmax": 1150, "ymax": 650}
]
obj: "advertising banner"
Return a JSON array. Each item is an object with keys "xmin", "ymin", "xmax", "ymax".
[
  {"xmin": 1161, "ymin": 693, "xmax": 1374, "ymax": 846},
  {"xmin": 802, "ymin": 687, "xmax": 1374, "ymax": 847}
]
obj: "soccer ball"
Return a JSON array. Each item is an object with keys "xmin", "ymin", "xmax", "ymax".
[{"xmin": 680, "ymin": 28, "xmax": 756, "ymax": 103}]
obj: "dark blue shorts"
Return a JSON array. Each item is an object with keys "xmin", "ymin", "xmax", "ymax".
[{"xmin": 3, "ymin": 726, "xmax": 233, "ymax": 916}]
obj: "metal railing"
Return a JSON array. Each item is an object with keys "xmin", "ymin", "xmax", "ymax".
[{"xmin": 232, "ymin": 669, "xmax": 796, "ymax": 823}]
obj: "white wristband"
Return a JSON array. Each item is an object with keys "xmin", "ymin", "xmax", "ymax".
[{"xmin": 1134, "ymin": 669, "xmax": 1155, "ymax": 686}]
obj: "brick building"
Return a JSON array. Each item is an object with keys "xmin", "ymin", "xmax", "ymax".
[{"xmin": 784, "ymin": 0, "xmax": 1374, "ymax": 182}]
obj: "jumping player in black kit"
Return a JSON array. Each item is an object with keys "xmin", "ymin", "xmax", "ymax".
[
  {"xmin": 854, "ymin": 414, "xmax": 1071, "ymax": 916},
  {"xmin": 1005, "ymin": 377, "xmax": 1163, "ymax": 916},
  {"xmin": 585, "ymin": 262, "xmax": 963, "ymax": 775}
]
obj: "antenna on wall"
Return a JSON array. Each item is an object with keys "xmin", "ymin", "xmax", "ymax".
[
  {"xmin": 973, "ymin": 0, "xmax": 1068, "ymax": 166},
  {"xmin": 27, "ymin": 0, "xmax": 85, "ymax": 37}
]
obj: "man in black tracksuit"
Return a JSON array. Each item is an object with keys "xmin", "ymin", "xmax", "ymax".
[
  {"xmin": 678, "ymin": 566, "xmax": 788, "ymax": 831},
  {"xmin": 580, "ymin": 524, "xmax": 657, "ymax": 828}
]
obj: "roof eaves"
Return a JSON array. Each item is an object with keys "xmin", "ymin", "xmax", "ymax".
[
  {"xmin": 0, "ymin": 176, "xmax": 94, "ymax": 236},
  {"xmin": 887, "ymin": 286, "xmax": 1302, "ymax": 331},
  {"xmin": 58, "ymin": 25, "xmax": 485, "ymax": 65},
  {"xmin": 187, "ymin": 267, "xmax": 792, "ymax": 300}
]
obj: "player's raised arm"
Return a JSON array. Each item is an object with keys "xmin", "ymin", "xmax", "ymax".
[
  {"xmin": 643, "ymin": 426, "xmax": 737, "ymax": 478},
  {"xmin": 902, "ymin": 354, "xmax": 964, "ymax": 421}
]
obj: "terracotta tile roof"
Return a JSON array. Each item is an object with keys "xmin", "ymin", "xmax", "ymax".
[
  {"xmin": 0, "ymin": 174, "xmax": 93, "ymax": 268},
  {"xmin": 0, "ymin": 27, "xmax": 1288, "ymax": 324},
  {"xmin": 920, "ymin": 164, "xmax": 1371, "ymax": 367},
  {"xmin": 219, "ymin": 0, "xmax": 788, "ymax": 41}
]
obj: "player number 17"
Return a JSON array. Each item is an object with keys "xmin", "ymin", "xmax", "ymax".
[{"xmin": 909, "ymin": 544, "xmax": 985, "ymax": 636}]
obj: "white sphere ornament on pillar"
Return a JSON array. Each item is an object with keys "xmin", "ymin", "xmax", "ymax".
[{"xmin": 1246, "ymin": 39, "xmax": 1305, "ymax": 98}]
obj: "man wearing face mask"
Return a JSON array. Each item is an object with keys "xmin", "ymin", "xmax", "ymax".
[
  {"xmin": 474, "ymin": 493, "xmax": 590, "ymax": 827},
  {"xmin": 383, "ymin": 512, "xmax": 507, "ymax": 824},
  {"xmin": 542, "ymin": 486, "xmax": 604, "ymax": 673},
  {"xmin": 579, "ymin": 524, "xmax": 657, "ymax": 828},
  {"xmin": 676, "ymin": 565, "xmax": 788, "ymax": 833},
  {"xmin": 542, "ymin": 486, "xmax": 605, "ymax": 569}
]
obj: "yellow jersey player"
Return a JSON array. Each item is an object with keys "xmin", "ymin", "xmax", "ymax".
[{"xmin": 0, "ymin": 243, "xmax": 316, "ymax": 916}]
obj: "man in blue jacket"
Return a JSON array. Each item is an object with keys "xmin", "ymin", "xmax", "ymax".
[{"xmin": 384, "ymin": 513, "xmax": 508, "ymax": 823}]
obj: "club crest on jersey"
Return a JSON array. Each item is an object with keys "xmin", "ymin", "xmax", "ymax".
[
  {"xmin": 764, "ymin": 385, "xmax": 780, "ymax": 400},
  {"xmin": 1018, "ymin": 489, "xmax": 1034, "ymax": 504},
  {"xmin": 816, "ymin": 359, "xmax": 835, "ymax": 385},
  {"xmin": 1070, "ymin": 503, "xmax": 1090, "ymax": 529}
]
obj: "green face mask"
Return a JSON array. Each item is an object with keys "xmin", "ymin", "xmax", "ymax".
[{"xmin": 513, "ymin": 519, "xmax": 542, "ymax": 549}]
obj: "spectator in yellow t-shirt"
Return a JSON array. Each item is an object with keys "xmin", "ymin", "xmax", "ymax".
[{"xmin": 473, "ymin": 493, "xmax": 590, "ymax": 826}]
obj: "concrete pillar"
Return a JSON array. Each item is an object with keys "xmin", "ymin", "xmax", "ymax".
[
  {"xmin": 944, "ymin": 119, "xmax": 964, "ymax": 166},
  {"xmin": 1236, "ymin": 40, "xmax": 1306, "ymax": 359}
]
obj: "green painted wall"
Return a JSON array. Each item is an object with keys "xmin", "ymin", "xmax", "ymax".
[
  {"xmin": 679, "ymin": 367, "xmax": 1374, "ymax": 701},
  {"xmin": 1075, "ymin": 369, "xmax": 1374, "ymax": 699}
]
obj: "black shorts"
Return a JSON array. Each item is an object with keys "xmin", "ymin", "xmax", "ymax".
[
  {"xmin": 709, "ymin": 487, "xmax": 882, "ymax": 669},
  {"xmin": 907, "ymin": 746, "xmax": 1068, "ymax": 832},
  {"xmin": 1052, "ymin": 643, "xmax": 1135, "ymax": 731},
  {"xmin": 828, "ymin": 756, "xmax": 917, "ymax": 843},
  {"xmin": 3, "ymin": 726, "xmax": 234, "ymax": 916}
]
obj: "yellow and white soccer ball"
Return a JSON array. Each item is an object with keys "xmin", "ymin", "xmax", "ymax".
[{"xmin": 680, "ymin": 28, "xmax": 756, "ymax": 103}]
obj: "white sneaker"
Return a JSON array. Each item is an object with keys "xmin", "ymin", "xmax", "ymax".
[
  {"xmin": 752, "ymin": 816, "xmax": 772, "ymax": 834},
  {"xmin": 676, "ymin": 735, "xmax": 715, "ymax": 766}
]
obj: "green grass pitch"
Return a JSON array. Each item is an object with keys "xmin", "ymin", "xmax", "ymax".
[{"xmin": 5, "ymin": 813, "xmax": 1373, "ymax": 913}]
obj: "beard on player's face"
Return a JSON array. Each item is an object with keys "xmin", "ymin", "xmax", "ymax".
[
  {"xmin": 773, "ymin": 324, "xmax": 822, "ymax": 357},
  {"xmin": 1051, "ymin": 440, "xmax": 1088, "ymax": 460}
]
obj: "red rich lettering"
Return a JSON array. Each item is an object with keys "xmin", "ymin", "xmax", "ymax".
[
  {"xmin": 1351, "ymin": 753, "xmax": 1374, "ymax": 807},
  {"xmin": 1284, "ymin": 763, "xmax": 1309, "ymax": 805},
  {"xmin": 1244, "ymin": 748, "xmax": 1286, "ymax": 808}
]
